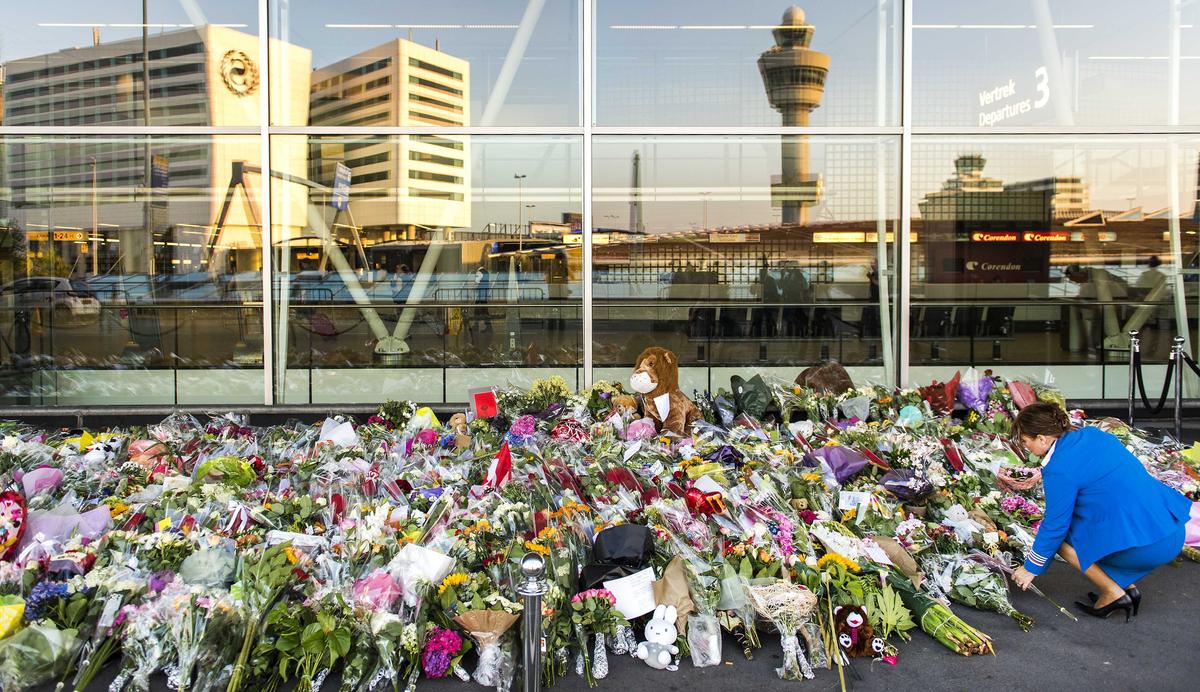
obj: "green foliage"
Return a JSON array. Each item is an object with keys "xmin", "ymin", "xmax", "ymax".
[{"xmin": 868, "ymin": 583, "xmax": 915, "ymax": 642}]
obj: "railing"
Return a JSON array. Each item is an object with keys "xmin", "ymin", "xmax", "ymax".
[{"xmin": 1125, "ymin": 332, "xmax": 1200, "ymax": 441}]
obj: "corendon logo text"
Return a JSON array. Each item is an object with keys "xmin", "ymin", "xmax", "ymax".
[
  {"xmin": 1022, "ymin": 232, "xmax": 1068, "ymax": 242},
  {"xmin": 971, "ymin": 232, "xmax": 1019, "ymax": 242},
  {"xmin": 965, "ymin": 261, "xmax": 1023, "ymax": 271}
]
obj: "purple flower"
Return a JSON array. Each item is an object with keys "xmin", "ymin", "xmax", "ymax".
[
  {"xmin": 422, "ymin": 650, "xmax": 451, "ymax": 678},
  {"xmin": 148, "ymin": 570, "xmax": 173, "ymax": 593},
  {"xmin": 509, "ymin": 415, "xmax": 536, "ymax": 438}
]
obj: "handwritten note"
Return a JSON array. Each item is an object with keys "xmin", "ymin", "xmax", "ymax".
[{"xmin": 604, "ymin": 567, "xmax": 658, "ymax": 619}]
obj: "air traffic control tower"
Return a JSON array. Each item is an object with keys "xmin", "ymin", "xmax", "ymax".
[{"xmin": 758, "ymin": 6, "xmax": 829, "ymax": 225}]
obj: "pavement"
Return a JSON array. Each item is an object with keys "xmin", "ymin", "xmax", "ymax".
[{"xmin": 34, "ymin": 554, "xmax": 1200, "ymax": 692}]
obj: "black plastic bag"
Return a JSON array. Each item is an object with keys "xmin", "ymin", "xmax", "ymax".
[
  {"xmin": 731, "ymin": 374, "xmax": 776, "ymax": 421},
  {"xmin": 579, "ymin": 563, "xmax": 641, "ymax": 591},
  {"xmin": 591, "ymin": 524, "xmax": 654, "ymax": 567}
]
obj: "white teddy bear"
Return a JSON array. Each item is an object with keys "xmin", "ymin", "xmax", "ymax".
[{"xmin": 635, "ymin": 604, "xmax": 680, "ymax": 670}]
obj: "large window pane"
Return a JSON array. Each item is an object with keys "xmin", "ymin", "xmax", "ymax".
[
  {"xmin": 597, "ymin": 1, "xmax": 899, "ymax": 126},
  {"xmin": 593, "ymin": 136, "xmax": 899, "ymax": 392},
  {"xmin": 914, "ymin": 1, "xmax": 1200, "ymax": 127},
  {"xmin": 0, "ymin": 2, "xmax": 263, "ymax": 127},
  {"xmin": 0, "ymin": 136, "xmax": 267, "ymax": 405},
  {"xmin": 911, "ymin": 136, "xmax": 1200, "ymax": 398},
  {"xmin": 269, "ymin": 1, "xmax": 580, "ymax": 127},
  {"xmin": 271, "ymin": 135, "xmax": 582, "ymax": 404}
]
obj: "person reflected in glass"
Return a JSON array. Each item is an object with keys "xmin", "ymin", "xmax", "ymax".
[
  {"xmin": 1064, "ymin": 263, "xmax": 1128, "ymax": 358},
  {"xmin": 1134, "ymin": 256, "xmax": 1168, "ymax": 330},
  {"xmin": 472, "ymin": 265, "xmax": 492, "ymax": 337},
  {"xmin": 752, "ymin": 261, "xmax": 779, "ymax": 338},
  {"xmin": 391, "ymin": 264, "xmax": 411, "ymax": 304},
  {"xmin": 1010, "ymin": 403, "xmax": 1194, "ymax": 620},
  {"xmin": 779, "ymin": 262, "xmax": 811, "ymax": 338},
  {"xmin": 860, "ymin": 261, "xmax": 880, "ymax": 339}
]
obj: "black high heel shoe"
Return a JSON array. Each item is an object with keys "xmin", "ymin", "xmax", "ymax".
[
  {"xmin": 1087, "ymin": 586, "xmax": 1141, "ymax": 616},
  {"xmin": 1075, "ymin": 593, "xmax": 1134, "ymax": 622}
]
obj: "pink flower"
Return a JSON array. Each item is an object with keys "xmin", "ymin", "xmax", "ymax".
[
  {"xmin": 415, "ymin": 428, "xmax": 439, "ymax": 446},
  {"xmin": 509, "ymin": 415, "xmax": 537, "ymax": 438},
  {"xmin": 571, "ymin": 588, "xmax": 617, "ymax": 606},
  {"xmin": 351, "ymin": 570, "xmax": 401, "ymax": 610},
  {"xmin": 624, "ymin": 418, "xmax": 657, "ymax": 441}
]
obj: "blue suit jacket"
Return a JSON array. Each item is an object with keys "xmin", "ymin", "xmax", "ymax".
[{"xmin": 1023, "ymin": 427, "xmax": 1192, "ymax": 575}]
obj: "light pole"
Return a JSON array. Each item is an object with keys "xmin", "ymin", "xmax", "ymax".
[
  {"xmin": 699, "ymin": 191, "xmax": 711, "ymax": 231},
  {"xmin": 90, "ymin": 157, "xmax": 98, "ymax": 275},
  {"xmin": 513, "ymin": 173, "xmax": 527, "ymax": 235},
  {"xmin": 524, "ymin": 204, "xmax": 536, "ymax": 236}
]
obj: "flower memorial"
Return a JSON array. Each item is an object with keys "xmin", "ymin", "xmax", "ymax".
[{"xmin": 0, "ymin": 367, "xmax": 1197, "ymax": 691}]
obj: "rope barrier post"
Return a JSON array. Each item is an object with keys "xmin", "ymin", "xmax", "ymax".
[
  {"xmin": 1127, "ymin": 331, "xmax": 1139, "ymax": 427},
  {"xmin": 517, "ymin": 552, "xmax": 548, "ymax": 692},
  {"xmin": 1173, "ymin": 336, "xmax": 1185, "ymax": 444}
]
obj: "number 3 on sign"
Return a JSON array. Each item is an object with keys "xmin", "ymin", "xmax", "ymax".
[{"xmin": 1033, "ymin": 66, "xmax": 1050, "ymax": 109}]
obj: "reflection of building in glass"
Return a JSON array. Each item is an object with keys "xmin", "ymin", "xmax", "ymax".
[
  {"xmin": 759, "ymin": 6, "xmax": 828, "ymax": 225},
  {"xmin": 918, "ymin": 155, "xmax": 1055, "ymax": 284},
  {"xmin": 309, "ymin": 40, "xmax": 471, "ymax": 235},
  {"xmin": 1, "ymin": 26, "xmax": 311, "ymax": 274}
]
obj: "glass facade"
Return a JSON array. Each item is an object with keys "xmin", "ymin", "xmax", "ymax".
[{"xmin": 1, "ymin": 1, "xmax": 1197, "ymax": 407}]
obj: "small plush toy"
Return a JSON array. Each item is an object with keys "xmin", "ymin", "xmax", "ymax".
[
  {"xmin": 0, "ymin": 489, "xmax": 27, "ymax": 562},
  {"xmin": 82, "ymin": 437, "xmax": 122, "ymax": 466},
  {"xmin": 611, "ymin": 394, "xmax": 640, "ymax": 420},
  {"xmin": 448, "ymin": 413, "xmax": 471, "ymax": 450},
  {"xmin": 635, "ymin": 604, "xmax": 679, "ymax": 670},
  {"xmin": 628, "ymin": 348, "xmax": 700, "ymax": 436},
  {"xmin": 834, "ymin": 605, "xmax": 884, "ymax": 659}
]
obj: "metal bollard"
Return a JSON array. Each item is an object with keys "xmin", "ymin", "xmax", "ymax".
[
  {"xmin": 1127, "ymin": 331, "xmax": 1140, "ymax": 427},
  {"xmin": 517, "ymin": 552, "xmax": 549, "ymax": 692},
  {"xmin": 1173, "ymin": 336, "xmax": 1185, "ymax": 444}
]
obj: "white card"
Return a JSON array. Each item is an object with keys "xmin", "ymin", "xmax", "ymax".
[
  {"xmin": 604, "ymin": 567, "xmax": 658, "ymax": 620},
  {"xmin": 838, "ymin": 491, "xmax": 871, "ymax": 511},
  {"xmin": 693, "ymin": 475, "xmax": 724, "ymax": 496},
  {"xmin": 653, "ymin": 393, "xmax": 671, "ymax": 420},
  {"xmin": 860, "ymin": 539, "xmax": 894, "ymax": 566},
  {"xmin": 623, "ymin": 440, "xmax": 643, "ymax": 463},
  {"xmin": 97, "ymin": 595, "xmax": 123, "ymax": 631}
]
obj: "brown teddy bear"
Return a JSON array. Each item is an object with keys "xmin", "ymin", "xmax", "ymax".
[
  {"xmin": 628, "ymin": 347, "xmax": 700, "ymax": 436},
  {"xmin": 795, "ymin": 361, "xmax": 855, "ymax": 396},
  {"xmin": 834, "ymin": 605, "xmax": 885, "ymax": 659},
  {"xmin": 448, "ymin": 413, "xmax": 471, "ymax": 450}
]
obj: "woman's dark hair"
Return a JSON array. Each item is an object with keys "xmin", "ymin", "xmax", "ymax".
[{"xmin": 1015, "ymin": 402, "xmax": 1070, "ymax": 438}]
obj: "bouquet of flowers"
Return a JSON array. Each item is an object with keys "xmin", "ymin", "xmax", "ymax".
[
  {"xmin": 925, "ymin": 553, "xmax": 1034, "ymax": 632},
  {"xmin": 438, "ymin": 569, "xmax": 521, "ymax": 688},
  {"xmin": 570, "ymin": 588, "xmax": 626, "ymax": 687},
  {"xmin": 746, "ymin": 580, "xmax": 819, "ymax": 680}
]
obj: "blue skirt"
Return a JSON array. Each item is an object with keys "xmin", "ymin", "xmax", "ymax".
[{"xmin": 1094, "ymin": 522, "xmax": 1186, "ymax": 588}]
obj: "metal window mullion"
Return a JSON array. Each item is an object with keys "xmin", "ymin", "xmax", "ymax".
[
  {"xmin": 582, "ymin": 0, "xmax": 594, "ymax": 388},
  {"xmin": 0, "ymin": 126, "xmax": 261, "ymax": 135},
  {"xmin": 267, "ymin": 126, "xmax": 586, "ymax": 135},
  {"xmin": 589, "ymin": 126, "xmax": 903, "ymax": 135},
  {"xmin": 911, "ymin": 126, "xmax": 1200, "ymax": 135},
  {"xmin": 259, "ymin": 0, "xmax": 274, "ymax": 406},
  {"xmin": 897, "ymin": 0, "xmax": 913, "ymax": 389}
]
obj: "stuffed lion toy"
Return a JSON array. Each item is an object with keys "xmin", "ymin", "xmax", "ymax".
[{"xmin": 629, "ymin": 347, "xmax": 700, "ymax": 436}]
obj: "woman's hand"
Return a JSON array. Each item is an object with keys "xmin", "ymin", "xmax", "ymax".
[{"xmin": 1012, "ymin": 566, "xmax": 1036, "ymax": 591}]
